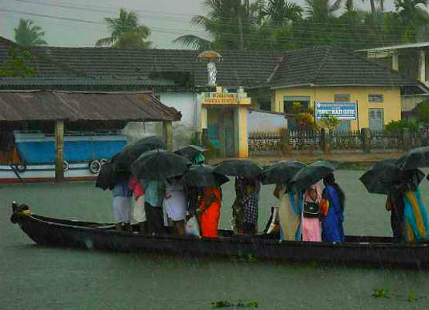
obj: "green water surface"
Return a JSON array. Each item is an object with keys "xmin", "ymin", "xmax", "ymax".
[{"xmin": 1, "ymin": 170, "xmax": 428, "ymax": 310}]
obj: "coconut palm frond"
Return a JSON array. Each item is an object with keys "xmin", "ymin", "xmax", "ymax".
[{"xmin": 173, "ymin": 35, "xmax": 213, "ymax": 50}]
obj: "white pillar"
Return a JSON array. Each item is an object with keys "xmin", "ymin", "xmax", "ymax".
[
  {"xmin": 419, "ymin": 49, "xmax": 426, "ymax": 84},
  {"xmin": 392, "ymin": 51, "xmax": 399, "ymax": 71}
]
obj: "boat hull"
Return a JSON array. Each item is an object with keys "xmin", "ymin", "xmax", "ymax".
[
  {"xmin": 0, "ymin": 163, "xmax": 95, "ymax": 183},
  {"xmin": 11, "ymin": 211, "xmax": 429, "ymax": 268}
]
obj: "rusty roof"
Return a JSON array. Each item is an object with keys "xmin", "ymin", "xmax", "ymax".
[{"xmin": 0, "ymin": 90, "xmax": 181, "ymax": 123}]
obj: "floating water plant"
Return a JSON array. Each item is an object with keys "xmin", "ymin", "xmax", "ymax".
[
  {"xmin": 211, "ymin": 300, "xmax": 259, "ymax": 308},
  {"xmin": 372, "ymin": 288, "xmax": 389, "ymax": 298}
]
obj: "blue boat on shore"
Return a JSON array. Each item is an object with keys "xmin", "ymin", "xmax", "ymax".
[
  {"xmin": 0, "ymin": 131, "xmax": 127, "ymax": 183},
  {"xmin": 14, "ymin": 131, "xmax": 127, "ymax": 164}
]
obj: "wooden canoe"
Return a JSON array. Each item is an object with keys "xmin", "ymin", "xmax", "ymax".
[{"xmin": 10, "ymin": 203, "xmax": 429, "ymax": 268}]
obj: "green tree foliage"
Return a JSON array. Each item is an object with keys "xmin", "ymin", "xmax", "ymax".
[
  {"xmin": 96, "ymin": 8, "xmax": 151, "ymax": 49},
  {"xmin": 14, "ymin": 19, "xmax": 47, "ymax": 47},
  {"xmin": 417, "ymin": 102, "xmax": 429, "ymax": 123},
  {"xmin": 385, "ymin": 119, "xmax": 420, "ymax": 132},
  {"xmin": 0, "ymin": 48, "xmax": 36, "ymax": 77},
  {"xmin": 318, "ymin": 115, "xmax": 341, "ymax": 131},
  {"xmin": 173, "ymin": 0, "xmax": 429, "ymax": 51},
  {"xmin": 174, "ymin": 0, "xmax": 264, "ymax": 50}
]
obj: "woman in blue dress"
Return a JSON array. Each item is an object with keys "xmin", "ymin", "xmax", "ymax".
[{"xmin": 321, "ymin": 173, "xmax": 345, "ymax": 242}]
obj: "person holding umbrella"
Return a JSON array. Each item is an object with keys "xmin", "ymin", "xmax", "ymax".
[
  {"xmin": 129, "ymin": 173, "xmax": 146, "ymax": 234},
  {"xmin": 164, "ymin": 176, "xmax": 187, "ymax": 235},
  {"xmin": 262, "ymin": 161, "xmax": 306, "ymax": 238},
  {"xmin": 183, "ymin": 165, "xmax": 228, "ymax": 238},
  {"xmin": 131, "ymin": 149, "xmax": 191, "ymax": 235},
  {"xmin": 233, "ymin": 177, "xmax": 261, "ymax": 235},
  {"xmin": 141, "ymin": 178, "xmax": 165, "ymax": 235},
  {"xmin": 288, "ymin": 161, "xmax": 336, "ymax": 242},
  {"xmin": 302, "ymin": 184, "xmax": 323, "ymax": 242},
  {"xmin": 196, "ymin": 186, "xmax": 222, "ymax": 238},
  {"xmin": 321, "ymin": 173, "xmax": 345, "ymax": 243},
  {"xmin": 112, "ymin": 176, "xmax": 133, "ymax": 232},
  {"xmin": 360, "ymin": 158, "xmax": 428, "ymax": 243},
  {"xmin": 214, "ymin": 160, "xmax": 262, "ymax": 236},
  {"xmin": 385, "ymin": 181, "xmax": 405, "ymax": 243}
]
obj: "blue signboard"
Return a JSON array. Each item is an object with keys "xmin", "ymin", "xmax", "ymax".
[{"xmin": 315, "ymin": 102, "xmax": 357, "ymax": 120}]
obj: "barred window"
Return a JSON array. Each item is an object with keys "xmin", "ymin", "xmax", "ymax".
[{"xmin": 368, "ymin": 94, "xmax": 384, "ymax": 102}]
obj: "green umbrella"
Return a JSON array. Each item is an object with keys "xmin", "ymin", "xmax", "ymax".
[
  {"xmin": 261, "ymin": 161, "xmax": 306, "ymax": 185},
  {"xmin": 183, "ymin": 164, "xmax": 229, "ymax": 187},
  {"xmin": 359, "ymin": 159, "xmax": 424, "ymax": 195},
  {"xmin": 396, "ymin": 146, "xmax": 429, "ymax": 170},
  {"xmin": 130, "ymin": 149, "xmax": 190, "ymax": 180},
  {"xmin": 113, "ymin": 136, "xmax": 166, "ymax": 168},
  {"xmin": 290, "ymin": 160, "xmax": 336, "ymax": 190},
  {"xmin": 213, "ymin": 159, "xmax": 262, "ymax": 179}
]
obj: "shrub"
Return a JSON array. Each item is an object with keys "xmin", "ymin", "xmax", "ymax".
[{"xmin": 385, "ymin": 120, "xmax": 419, "ymax": 133}]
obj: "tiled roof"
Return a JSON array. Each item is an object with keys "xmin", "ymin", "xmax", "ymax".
[
  {"xmin": 269, "ymin": 46, "xmax": 418, "ymax": 88},
  {"xmin": 0, "ymin": 37, "xmax": 423, "ymax": 90}
]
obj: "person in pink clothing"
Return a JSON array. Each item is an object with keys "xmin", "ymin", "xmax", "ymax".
[
  {"xmin": 302, "ymin": 184, "xmax": 322, "ymax": 242},
  {"xmin": 129, "ymin": 174, "xmax": 146, "ymax": 233}
]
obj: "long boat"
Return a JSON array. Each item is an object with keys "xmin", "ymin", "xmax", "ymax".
[
  {"xmin": 0, "ymin": 130, "xmax": 126, "ymax": 183},
  {"xmin": 10, "ymin": 203, "xmax": 429, "ymax": 268}
]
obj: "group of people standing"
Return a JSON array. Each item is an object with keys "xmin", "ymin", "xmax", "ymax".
[
  {"xmin": 271, "ymin": 173, "xmax": 345, "ymax": 243},
  {"xmin": 111, "ymin": 173, "xmax": 223, "ymax": 238},
  {"xmin": 110, "ymin": 170, "xmax": 345, "ymax": 243}
]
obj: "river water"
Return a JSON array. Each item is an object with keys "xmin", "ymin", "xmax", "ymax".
[{"xmin": 1, "ymin": 170, "xmax": 428, "ymax": 310}]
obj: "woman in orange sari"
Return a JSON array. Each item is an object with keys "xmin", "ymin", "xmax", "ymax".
[{"xmin": 196, "ymin": 186, "xmax": 222, "ymax": 238}]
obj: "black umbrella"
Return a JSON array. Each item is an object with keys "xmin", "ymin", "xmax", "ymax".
[
  {"xmin": 183, "ymin": 164, "xmax": 229, "ymax": 187},
  {"xmin": 261, "ymin": 161, "xmax": 306, "ymax": 185},
  {"xmin": 396, "ymin": 146, "xmax": 429, "ymax": 170},
  {"xmin": 95, "ymin": 162, "xmax": 115, "ymax": 190},
  {"xmin": 359, "ymin": 159, "xmax": 424, "ymax": 195},
  {"xmin": 290, "ymin": 160, "xmax": 336, "ymax": 190},
  {"xmin": 213, "ymin": 159, "xmax": 262, "ymax": 179},
  {"xmin": 174, "ymin": 145, "xmax": 206, "ymax": 161},
  {"xmin": 96, "ymin": 161, "xmax": 130, "ymax": 191},
  {"xmin": 113, "ymin": 136, "xmax": 166, "ymax": 167},
  {"xmin": 130, "ymin": 149, "xmax": 191, "ymax": 180}
]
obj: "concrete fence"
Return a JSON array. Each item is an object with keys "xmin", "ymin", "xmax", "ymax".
[{"xmin": 248, "ymin": 128, "xmax": 429, "ymax": 156}]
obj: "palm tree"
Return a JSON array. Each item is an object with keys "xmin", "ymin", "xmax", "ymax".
[
  {"xmin": 14, "ymin": 19, "xmax": 47, "ymax": 46},
  {"xmin": 304, "ymin": 0, "xmax": 343, "ymax": 22},
  {"xmin": 174, "ymin": 0, "xmax": 263, "ymax": 50},
  {"xmin": 96, "ymin": 8, "xmax": 151, "ymax": 49},
  {"xmin": 394, "ymin": 0, "xmax": 429, "ymax": 42},
  {"xmin": 261, "ymin": 0, "xmax": 303, "ymax": 25}
]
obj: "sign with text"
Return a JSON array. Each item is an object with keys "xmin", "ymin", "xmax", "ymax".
[
  {"xmin": 315, "ymin": 102, "xmax": 357, "ymax": 120},
  {"xmin": 202, "ymin": 93, "xmax": 240, "ymax": 105}
]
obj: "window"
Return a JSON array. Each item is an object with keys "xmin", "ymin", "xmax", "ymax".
[
  {"xmin": 284, "ymin": 96, "xmax": 310, "ymax": 114},
  {"xmin": 368, "ymin": 94, "xmax": 384, "ymax": 103},
  {"xmin": 334, "ymin": 94, "xmax": 350, "ymax": 102},
  {"xmin": 258, "ymin": 99, "xmax": 271, "ymax": 111},
  {"xmin": 369, "ymin": 108, "xmax": 384, "ymax": 131}
]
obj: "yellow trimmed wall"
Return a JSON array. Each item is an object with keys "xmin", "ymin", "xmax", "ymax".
[{"xmin": 272, "ymin": 86, "xmax": 402, "ymax": 130}]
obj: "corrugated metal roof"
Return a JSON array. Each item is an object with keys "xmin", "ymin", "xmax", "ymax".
[
  {"xmin": 357, "ymin": 42, "xmax": 429, "ymax": 52},
  {"xmin": 0, "ymin": 90, "xmax": 181, "ymax": 122}
]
